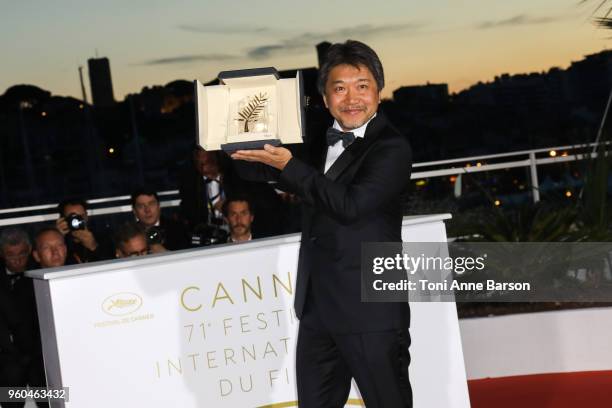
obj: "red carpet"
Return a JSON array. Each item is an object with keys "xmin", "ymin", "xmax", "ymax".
[{"xmin": 468, "ymin": 371, "xmax": 612, "ymax": 408}]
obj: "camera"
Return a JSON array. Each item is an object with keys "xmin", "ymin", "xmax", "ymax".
[
  {"xmin": 66, "ymin": 213, "xmax": 86, "ymax": 231},
  {"xmin": 191, "ymin": 224, "xmax": 228, "ymax": 247},
  {"xmin": 145, "ymin": 226, "xmax": 165, "ymax": 246}
]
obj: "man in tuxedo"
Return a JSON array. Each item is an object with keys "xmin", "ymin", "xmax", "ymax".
[
  {"xmin": 0, "ymin": 228, "xmax": 48, "ymax": 408},
  {"xmin": 179, "ymin": 148, "xmax": 229, "ymax": 228},
  {"xmin": 232, "ymin": 40, "xmax": 412, "ymax": 407},
  {"xmin": 179, "ymin": 147, "xmax": 285, "ymax": 237}
]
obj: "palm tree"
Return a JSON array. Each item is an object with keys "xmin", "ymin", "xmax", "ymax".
[{"xmin": 584, "ymin": 0, "xmax": 612, "ymax": 28}]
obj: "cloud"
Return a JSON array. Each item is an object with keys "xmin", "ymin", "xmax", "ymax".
[
  {"xmin": 177, "ymin": 24, "xmax": 270, "ymax": 35},
  {"xmin": 246, "ymin": 22, "xmax": 423, "ymax": 59},
  {"xmin": 140, "ymin": 53, "xmax": 239, "ymax": 65},
  {"xmin": 477, "ymin": 14, "xmax": 562, "ymax": 29},
  {"xmin": 247, "ymin": 45, "xmax": 287, "ymax": 59},
  {"xmin": 142, "ymin": 22, "xmax": 424, "ymax": 64}
]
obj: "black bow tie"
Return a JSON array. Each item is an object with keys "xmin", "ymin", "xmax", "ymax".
[
  {"xmin": 7, "ymin": 274, "xmax": 22, "ymax": 289},
  {"xmin": 326, "ymin": 127, "xmax": 355, "ymax": 148}
]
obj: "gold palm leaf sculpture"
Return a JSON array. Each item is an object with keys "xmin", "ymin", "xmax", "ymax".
[{"xmin": 237, "ymin": 92, "xmax": 268, "ymax": 133}]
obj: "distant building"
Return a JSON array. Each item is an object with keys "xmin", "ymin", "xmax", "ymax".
[
  {"xmin": 87, "ymin": 57, "xmax": 115, "ymax": 107},
  {"xmin": 453, "ymin": 67, "xmax": 572, "ymax": 115},
  {"xmin": 566, "ymin": 50, "xmax": 612, "ymax": 111}
]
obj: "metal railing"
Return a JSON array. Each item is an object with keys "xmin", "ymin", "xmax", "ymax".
[
  {"xmin": 411, "ymin": 141, "xmax": 611, "ymax": 203},
  {"xmin": 0, "ymin": 141, "xmax": 610, "ymax": 227},
  {"xmin": 0, "ymin": 192, "xmax": 180, "ymax": 227}
]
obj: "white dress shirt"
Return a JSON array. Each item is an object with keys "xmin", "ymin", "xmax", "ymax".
[
  {"xmin": 203, "ymin": 175, "xmax": 224, "ymax": 220},
  {"xmin": 324, "ymin": 114, "xmax": 376, "ymax": 174},
  {"xmin": 229, "ymin": 233, "xmax": 252, "ymax": 243}
]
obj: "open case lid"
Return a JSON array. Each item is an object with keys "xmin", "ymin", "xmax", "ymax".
[{"xmin": 218, "ymin": 67, "xmax": 280, "ymax": 84}]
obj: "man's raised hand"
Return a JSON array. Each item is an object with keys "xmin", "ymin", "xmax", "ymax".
[{"xmin": 231, "ymin": 144, "xmax": 292, "ymax": 171}]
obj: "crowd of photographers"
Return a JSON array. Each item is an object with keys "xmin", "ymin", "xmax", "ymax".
[
  {"xmin": 0, "ymin": 148, "xmax": 301, "ymax": 401},
  {"xmin": 3, "ymin": 147, "xmax": 300, "ymax": 266}
]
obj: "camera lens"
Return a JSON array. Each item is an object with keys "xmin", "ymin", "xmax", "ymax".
[
  {"xmin": 66, "ymin": 214, "xmax": 86, "ymax": 231},
  {"xmin": 190, "ymin": 224, "xmax": 228, "ymax": 247},
  {"xmin": 146, "ymin": 226, "xmax": 164, "ymax": 245}
]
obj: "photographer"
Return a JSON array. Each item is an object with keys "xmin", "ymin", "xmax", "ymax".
[
  {"xmin": 55, "ymin": 198, "xmax": 113, "ymax": 264},
  {"xmin": 131, "ymin": 188, "xmax": 189, "ymax": 251}
]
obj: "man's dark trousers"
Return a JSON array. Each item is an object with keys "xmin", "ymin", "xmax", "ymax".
[{"xmin": 296, "ymin": 288, "xmax": 412, "ymax": 407}]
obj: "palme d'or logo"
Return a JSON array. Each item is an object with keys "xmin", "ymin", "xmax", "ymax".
[{"xmin": 102, "ymin": 292, "xmax": 143, "ymax": 317}]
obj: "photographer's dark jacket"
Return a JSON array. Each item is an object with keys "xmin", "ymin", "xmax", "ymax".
[
  {"xmin": 64, "ymin": 219, "xmax": 115, "ymax": 264},
  {"xmin": 158, "ymin": 216, "xmax": 190, "ymax": 251}
]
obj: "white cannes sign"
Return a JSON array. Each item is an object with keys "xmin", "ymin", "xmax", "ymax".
[{"xmin": 30, "ymin": 214, "xmax": 470, "ymax": 407}]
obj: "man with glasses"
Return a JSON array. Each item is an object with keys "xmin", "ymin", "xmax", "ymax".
[{"xmin": 113, "ymin": 222, "xmax": 150, "ymax": 258}]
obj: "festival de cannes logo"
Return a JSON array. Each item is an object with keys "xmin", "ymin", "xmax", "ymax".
[{"xmin": 101, "ymin": 292, "xmax": 143, "ymax": 317}]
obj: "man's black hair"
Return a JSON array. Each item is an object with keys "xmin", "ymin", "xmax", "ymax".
[
  {"xmin": 57, "ymin": 197, "xmax": 88, "ymax": 217},
  {"xmin": 317, "ymin": 40, "xmax": 385, "ymax": 95},
  {"xmin": 222, "ymin": 194, "xmax": 254, "ymax": 217},
  {"xmin": 113, "ymin": 222, "xmax": 146, "ymax": 249},
  {"xmin": 130, "ymin": 187, "xmax": 160, "ymax": 207}
]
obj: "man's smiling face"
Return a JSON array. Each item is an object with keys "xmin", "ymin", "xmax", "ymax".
[{"xmin": 323, "ymin": 63, "xmax": 381, "ymax": 131}]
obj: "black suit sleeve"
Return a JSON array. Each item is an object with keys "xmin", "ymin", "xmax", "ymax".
[
  {"xmin": 279, "ymin": 136, "xmax": 412, "ymax": 225},
  {"xmin": 232, "ymin": 160, "xmax": 281, "ymax": 183}
]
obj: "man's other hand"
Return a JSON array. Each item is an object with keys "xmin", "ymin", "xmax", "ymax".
[
  {"xmin": 55, "ymin": 217, "xmax": 70, "ymax": 235},
  {"xmin": 231, "ymin": 144, "xmax": 292, "ymax": 171},
  {"xmin": 71, "ymin": 229, "xmax": 98, "ymax": 251}
]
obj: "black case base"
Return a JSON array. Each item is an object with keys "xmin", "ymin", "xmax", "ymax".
[{"xmin": 220, "ymin": 139, "xmax": 281, "ymax": 153}]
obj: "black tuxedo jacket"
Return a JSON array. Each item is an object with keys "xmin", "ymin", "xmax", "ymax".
[
  {"xmin": 0, "ymin": 263, "xmax": 43, "ymax": 362},
  {"xmin": 236, "ymin": 112, "xmax": 412, "ymax": 333},
  {"xmin": 178, "ymin": 159, "xmax": 242, "ymax": 229},
  {"xmin": 158, "ymin": 216, "xmax": 190, "ymax": 251}
]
